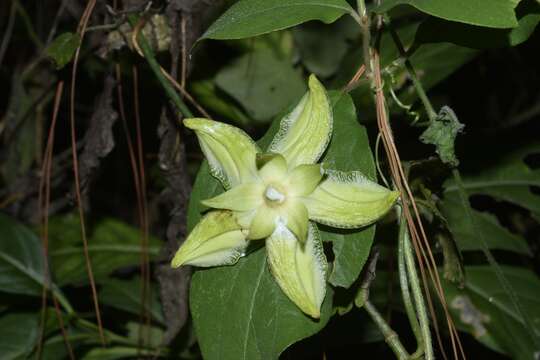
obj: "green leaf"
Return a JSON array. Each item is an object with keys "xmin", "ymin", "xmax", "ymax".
[
  {"xmin": 0, "ymin": 312, "xmax": 39, "ymax": 359},
  {"xmin": 293, "ymin": 16, "xmax": 359, "ymax": 78},
  {"xmin": 99, "ymin": 277, "xmax": 165, "ymax": 325},
  {"xmin": 443, "ymin": 266, "xmax": 540, "ymax": 359},
  {"xmin": 420, "ymin": 106, "xmax": 464, "ymax": 167},
  {"xmin": 444, "ymin": 144, "xmax": 540, "ymax": 221},
  {"xmin": 375, "ymin": 0, "xmax": 519, "ymax": 28},
  {"xmin": 441, "ymin": 193, "xmax": 531, "ymax": 255},
  {"xmin": 45, "ymin": 32, "xmax": 81, "ymax": 69},
  {"xmin": 48, "ymin": 214, "xmax": 162, "ymax": 285},
  {"xmin": 191, "ymin": 248, "xmax": 334, "ymax": 360},
  {"xmin": 200, "ymin": 0, "xmax": 353, "ymax": 40},
  {"xmin": 215, "ymin": 48, "xmax": 306, "ymax": 122},
  {"xmin": 322, "ymin": 92, "xmax": 377, "ymax": 288},
  {"xmin": 0, "ymin": 213, "xmax": 49, "ymax": 296},
  {"xmin": 415, "ymin": 0, "xmax": 540, "ymax": 48}
]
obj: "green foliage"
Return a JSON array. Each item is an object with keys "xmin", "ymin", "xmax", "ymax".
[
  {"xmin": 441, "ymin": 193, "xmax": 531, "ymax": 254},
  {"xmin": 47, "ymin": 214, "xmax": 161, "ymax": 285},
  {"xmin": 45, "ymin": 32, "xmax": 81, "ymax": 69},
  {"xmin": 0, "ymin": 312, "xmax": 39, "ymax": 359},
  {"xmin": 443, "ymin": 266, "xmax": 540, "ymax": 359},
  {"xmin": 444, "ymin": 144, "xmax": 540, "ymax": 221},
  {"xmin": 99, "ymin": 277, "xmax": 165, "ymax": 325},
  {"xmin": 200, "ymin": 0, "xmax": 353, "ymax": 40},
  {"xmin": 214, "ymin": 48, "xmax": 306, "ymax": 122},
  {"xmin": 415, "ymin": 0, "xmax": 540, "ymax": 48},
  {"xmin": 0, "ymin": 213, "xmax": 50, "ymax": 296},
  {"xmin": 293, "ymin": 17, "xmax": 359, "ymax": 78},
  {"xmin": 191, "ymin": 249, "xmax": 334, "ymax": 360},
  {"xmin": 375, "ymin": 0, "xmax": 519, "ymax": 28}
]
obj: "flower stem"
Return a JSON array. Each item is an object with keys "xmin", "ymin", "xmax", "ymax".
[{"xmin": 364, "ymin": 300, "xmax": 410, "ymax": 360}]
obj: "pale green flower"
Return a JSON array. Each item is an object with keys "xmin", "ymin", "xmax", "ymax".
[{"xmin": 172, "ymin": 75, "xmax": 399, "ymax": 318}]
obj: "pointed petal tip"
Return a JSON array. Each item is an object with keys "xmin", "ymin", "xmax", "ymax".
[
  {"xmin": 170, "ymin": 249, "xmax": 187, "ymax": 268},
  {"xmin": 308, "ymin": 74, "xmax": 322, "ymax": 89},
  {"xmin": 183, "ymin": 117, "xmax": 211, "ymax": 130}
]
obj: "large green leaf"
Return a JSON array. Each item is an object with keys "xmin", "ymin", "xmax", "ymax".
[
  {"xmin": 200, "ymin": 0, "xmax": 353, "ymax": 40},
  {"xmin": 215, "ymin": 48, "xmax": 306, "ymax": 122},
  {"xmin": 191, "ymin": 249, "xmax": 334, "ymax": 360},
  {"xmin": 0, "ymin": 312, "xmax": 39, "ymax": 359},
  {"xmin": 441, "ymin": 193, "xmax": 531, "ymax": 254},
  {"xmin": 444, "ymin": 144, "xmax": 540, "ymax": 221},
  {"xmin": 322, "ymin": 92, "xmax": 376, "ymax": 288},
  {"xmin": 187, "ymin": 90, "xmax": 379, "ymax": 358},
  {"xmin": 0, "ymin": 213, "xmax": 49, "ymax": 296},
  {"xmin": 415, "ymin": 0, "xmax": 540, "ymax": 48},
  {"xmin": 99, "ymin": 277, "xmax": 165, "ymax": 325},
  {"xmin": 443, "ymin": 265, "xmax": 540, "ymax": 359},
  {"xmin": 48, "ymin": 214, "xmax": 162, "ymax": 285},
  {"xmin": 375, "ymin": 0, "xmax": 519, "ymax": 28}
]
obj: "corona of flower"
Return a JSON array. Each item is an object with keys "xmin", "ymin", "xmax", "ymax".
[{"xmin": 172, "ymin": 75, "xmax": 399, "ymax": 318}]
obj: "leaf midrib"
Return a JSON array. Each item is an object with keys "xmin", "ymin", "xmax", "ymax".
[
  {"xmin": 241, "ymin": 259, "xmax": 267, "ymax": 359},
  {"xmin": 0, "ymin": 252, "xmax": 44, "ymax": 290}
]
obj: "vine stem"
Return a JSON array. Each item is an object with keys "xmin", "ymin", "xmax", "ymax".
[
  {"xmin": 364, "ymin": 300, "xmax": 409, "ymax": 359},
  {"xmin": 399, "ymin": 208, "xmax": 434, "ymax": 359},
  {"xmin": 398, "ymin": 210, "xmax": 423, "ymax": 358}
]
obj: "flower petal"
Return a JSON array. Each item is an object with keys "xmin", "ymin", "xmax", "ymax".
[
  {"xmin": 247, "ymin": 206, "xmax": 278, "ymax": 240},
  {"xmin": 287, "ymin": 163, "xmax": 324, "ymax": 197},
  {"xmin": 303, "ymin": 170, "xmax": 399, "ymax": 228},
  {"xmin": 257, "ymin": 153, "xmax": 288, "ymax": 183},
  {"xmin": 283, "ymin": 199, "xmax": 309, "ymax": 244},
  {"xmin": 201, "ymin": 182, "xmax": 264, "ymax": 211},
  {"xmin": 266, "ymin": 222, "xmax": 327, "ymax": 318},
  {"xmin": 171, "ymin": 211, "xmax": 247, "ymax": 267},
  {"xmin": 184, "ymin": 118, "xmax": 260, "ymax": 189},
  {"xmin": 268, "ymin": 75, "xmax": 332, "ymax": 167}
]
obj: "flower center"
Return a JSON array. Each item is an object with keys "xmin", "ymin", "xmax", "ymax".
[{"xmin": 264, "ymin": 185, "xmax": 286, "ymax": 205}]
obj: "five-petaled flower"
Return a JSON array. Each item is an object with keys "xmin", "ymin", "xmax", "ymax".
[{"xmin": 171, "ymin": 75, "xmax": 399, "ymax": 318}]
